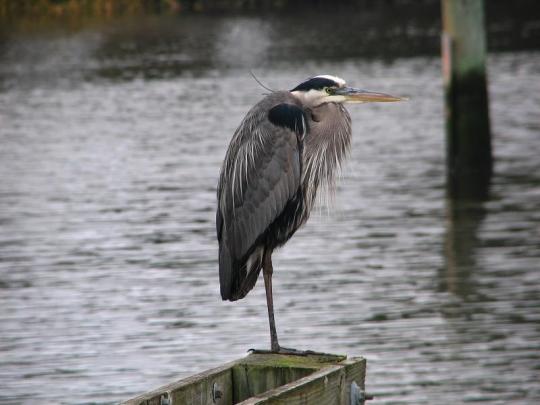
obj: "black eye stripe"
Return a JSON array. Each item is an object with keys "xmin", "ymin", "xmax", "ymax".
[{"xmin": 291, "ymin": 77, "xmax": 338, "ymax": 92}]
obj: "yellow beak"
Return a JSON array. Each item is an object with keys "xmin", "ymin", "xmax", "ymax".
[{"xmin": 334, "ymin": 87, "xmax": 407, "ymax": 103}]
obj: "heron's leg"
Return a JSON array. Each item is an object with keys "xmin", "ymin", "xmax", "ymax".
[
  {"xmin": 253, "ymin": 253, "xmax": 324, "ymax": 356},
  {"xmin": 263, "ymin": 251, "xmax": 280, "ymax": 352}
]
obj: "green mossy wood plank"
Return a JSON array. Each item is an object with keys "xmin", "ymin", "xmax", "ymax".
[
  {"xmin": 232, "ymin": 353, "xmax": 349, "ymax": 403},
  {"xmin": 238, "ymin": 353, "xmax": 346, "ymax": 367}
]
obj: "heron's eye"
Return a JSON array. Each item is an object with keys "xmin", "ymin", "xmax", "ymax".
[{"xmin": 324, "ymin": 87, "xmax": 333, "ymax": 95}]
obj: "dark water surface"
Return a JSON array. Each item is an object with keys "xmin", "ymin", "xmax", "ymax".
[{"xmin": 1, "ymin": 13, "xmax": 540, "ymax": 405}]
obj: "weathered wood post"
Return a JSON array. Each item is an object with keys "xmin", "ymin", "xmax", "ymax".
[
  {"xmin": 122, "ymin": 353, "xmax": 367, "ymax": 405},
  {"xmin": 441, "ymin": 0, "xmax": 492, "ymax": 199}
]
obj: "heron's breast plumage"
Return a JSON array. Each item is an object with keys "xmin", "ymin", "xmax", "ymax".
[{"xmin": 301, "ymin": 103, "xmax": 352, "ymax": 211}]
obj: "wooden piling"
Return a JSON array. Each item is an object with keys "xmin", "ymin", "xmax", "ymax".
[
  {"xmin": 441, "ymin": 0, "xmax": 492, "ymax": 199},
  {"xmin": 122, "ymin": 352, "xmax": 366, "ymax": 405}
]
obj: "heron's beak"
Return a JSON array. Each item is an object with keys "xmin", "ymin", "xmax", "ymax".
[{"xmin": 334, "ymin": 87, "xmax": 406, "ymax": 103}]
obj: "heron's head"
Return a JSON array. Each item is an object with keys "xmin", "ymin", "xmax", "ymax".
[{"xmin": 290, "ymin": 74, "xmax": 404, "ymax": 107}]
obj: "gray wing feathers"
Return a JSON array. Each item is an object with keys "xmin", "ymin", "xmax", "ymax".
[
  {"xmin": 218, "ymin": 109, "xmax": 302, "ymax": 300},
  {"xmin": 232, "ymin": 134, "xmax": 298, "ymax": 256}
]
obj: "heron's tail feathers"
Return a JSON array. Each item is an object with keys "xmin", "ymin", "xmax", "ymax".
[{"xmin": 220, "ymin": 246, "xmax": 264, "ymax": 301}]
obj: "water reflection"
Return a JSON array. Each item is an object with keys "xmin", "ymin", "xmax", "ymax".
[{"xmin": 442, "ymin": 198, "xmax": 488, "ymax": 298}]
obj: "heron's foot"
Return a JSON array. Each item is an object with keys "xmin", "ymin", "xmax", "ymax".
[
  {"xmin": 276, "ymin": 346, "xmax": 310, "ymax": 356},
  {"xmin": 249, "ymin": 347, "xmax": 307, "ymax": 356},
  {"xmin": 248, "ymin": 346, "xmax": 336, "ymax": 357}
]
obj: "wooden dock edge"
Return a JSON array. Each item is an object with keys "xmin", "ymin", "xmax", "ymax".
[{"xmin": 122, "ymin": 353, "xmax": 366, "ymax": 405}]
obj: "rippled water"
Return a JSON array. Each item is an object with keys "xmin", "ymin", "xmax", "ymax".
[{"xmin": 1, "ymin": 13, "xmax": 540, "ymax": 405}]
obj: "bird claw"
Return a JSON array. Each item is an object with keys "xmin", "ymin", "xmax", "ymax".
[{"xmin": 248, "ymin": 347, "xmax": 333, "ymax": 357}]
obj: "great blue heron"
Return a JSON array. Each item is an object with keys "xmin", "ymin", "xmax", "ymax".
[{"xmin": 217, "ymin": 75, "xmax": 403, "ymax": 353}]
